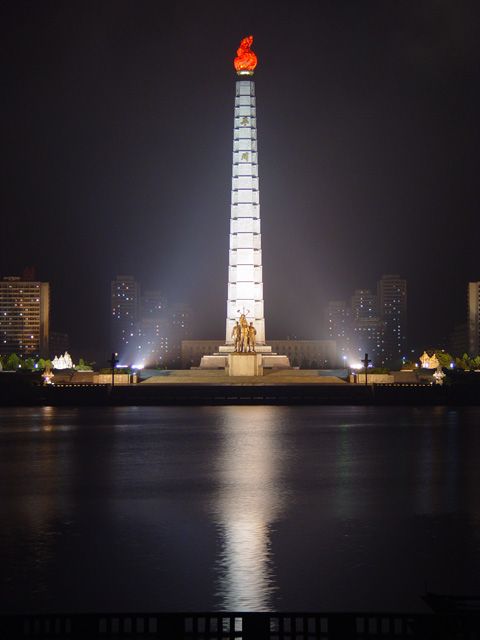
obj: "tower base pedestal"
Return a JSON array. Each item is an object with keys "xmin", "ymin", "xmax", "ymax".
[
  {"xmin": 228, "ymin": 353, "xmax": 263, "ymax": 376},
  {"xmin": 199, "ymin": 346, "xmax": 291, "ymax": 371}
]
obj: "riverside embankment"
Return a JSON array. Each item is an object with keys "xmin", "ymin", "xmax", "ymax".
[{"xmin": 0, "ymin": 377, "xmax": 479, "ymax": 406}]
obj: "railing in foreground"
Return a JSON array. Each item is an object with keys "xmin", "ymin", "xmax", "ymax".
[{"xmin": 1, "ymin": 611, "xmax": 480, "ymax": 639}]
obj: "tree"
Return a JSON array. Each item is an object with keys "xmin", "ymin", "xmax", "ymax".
[
  {"xmin": 76, "ymin": 357, "xmax": 93, "ymax": 371},
  {"xmin": 454, "ymin": 353, "xmax": 480, "ymax": 370},
  {"xmin": 37, "ymin": 358, "xmax": 46, "ymax": 370},
  {"xmin": 435, "ymin": 351, "xmax": 453, "ymax": 369},
  {"xmin": 23, "ymin": 358, "xmax": 36, "ymax": 371},
  {"xmin": 5, "ymin": 353, "xmax": 20, "ymax": 370}
]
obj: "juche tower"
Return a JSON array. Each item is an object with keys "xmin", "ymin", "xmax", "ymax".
[
  {"xmin": 225, "ymin": 36, "xmax": 265, "ymax": 345},
  {"xmin": 200, "ymin": 37, "xmax": 289, "ymax": 370}
]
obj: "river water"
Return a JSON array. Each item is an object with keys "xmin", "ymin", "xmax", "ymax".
[{"xmin": 0, "ymin": 405, "xmax": 479, "ymax": 613}]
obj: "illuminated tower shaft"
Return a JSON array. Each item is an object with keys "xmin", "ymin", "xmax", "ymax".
[{"xmin": 226, "ymin": 78, "xmax": 265, "ymax": 344}]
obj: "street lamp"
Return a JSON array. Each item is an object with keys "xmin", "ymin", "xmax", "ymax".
[
  {"xmin": 108, "ymin": 352, "xmax": 119, "ymax": 386},
  {"xmin": 362, "ymin": 353, "xmax": 371, "ymax": 386}
]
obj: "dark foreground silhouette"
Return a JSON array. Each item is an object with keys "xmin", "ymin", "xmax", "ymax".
[{"xmin": 1, "ymin": 610, "xmax": 480, "ymax": 639}]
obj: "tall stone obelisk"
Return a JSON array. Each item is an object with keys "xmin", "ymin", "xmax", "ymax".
[
  {"xmin": 199, "ymin": 37, "xmax": 290, "ymax": 371},
  {"xmin": 225, "ymin": 36, "xmax": 265, "ymax": 346}
]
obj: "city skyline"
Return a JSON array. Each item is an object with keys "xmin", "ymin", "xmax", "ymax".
[
  {"xmin": 1, "ymin": 2, "xmax": 479, "ymax": 359},
  {"xmin": 326, "ymin": 274, "xmax": 408, "ymax": 367},
  {"xmin": 3, "ymin": 267, "xmax": 479, "ymax": 369},
  {"xmin": 110, "ymin": 274, "xmax": 191, "ymax": 367}
]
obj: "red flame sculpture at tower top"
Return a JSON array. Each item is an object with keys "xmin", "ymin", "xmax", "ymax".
[{"xmin": 234, "ymin": 35, "xmax": 258, "ymax": 75}]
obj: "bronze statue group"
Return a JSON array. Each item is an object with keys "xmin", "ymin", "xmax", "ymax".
[{"xmin": 231, "ymin": 314, "xmax": 257, "ymax": 353}]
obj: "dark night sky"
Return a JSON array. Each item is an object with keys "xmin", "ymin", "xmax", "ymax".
[{"xmin": 1, "ymin": 1, "xmax": 479, "ymax": 359}]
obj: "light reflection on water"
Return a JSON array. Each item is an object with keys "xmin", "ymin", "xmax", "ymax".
[
  {"xmin": 212, "ymin": 407, "xmax": 287, "ymax": 611},
  {"xmin": 0, "ymin": 405, "xmax": 480, "ymax": 613}
]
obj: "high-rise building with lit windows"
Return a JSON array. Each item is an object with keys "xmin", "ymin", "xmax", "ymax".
[
  {"xmin": 351, "ymin": 317, "xmax": 386, "ymax": 365},
  {"xmin": 168, "ymin": 303, "xmax": 192, "ymax": 366},
  {"xmin": 377, "ymin": 274, "xmax": 407, "ymax": 365},
  {"xmin": 351, "ymin": 289, "xmax": 377, "ymax": 320},
  {"xmin": 468, "ymin": 282, "xmax": 480, "ymax": 356},
  {"xmin": 110, "ymin": 277, "xmax": 195, "ymax": 366},
  {"xmin": 141, "ymin": 290, "xmax": 166, "ymax": 318},
  {"xmin": 132, "ymin": 290, "xmax": 169, "ymax": 366},
  {"xmin": 0, "ymin": 276, "xmax": 50, "ymax": 357},
  {"xmin": 349, "ymin": 289, "xmax": 385, "ymax": 365},
  {"xmin": 325, "ymin": 276, "xmax": 407, "ymax": 367},
  {"xmin": 110, "ymin": 275, "xmax": 140, "ymax": 350},
  {"xmin": 130, "ymin": 317, "xmax": 169, "ymax": 366},
  {"xmin": 325, "ymin": 300, "xmax": 350, "ymax": 361}
]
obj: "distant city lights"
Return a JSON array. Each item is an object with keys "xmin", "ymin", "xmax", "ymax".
[
  {"xmin": 116, "ymin": 362, "xmax": 145, "ymax": 370},
  {"xmin": 350, "ymin": 362, "xmax": 373, "ymax": 370}
]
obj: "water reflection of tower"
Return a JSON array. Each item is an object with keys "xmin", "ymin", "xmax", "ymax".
[{"xmin": 212, "ymin": 407, "xmax": 286, "ymax": 611}]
